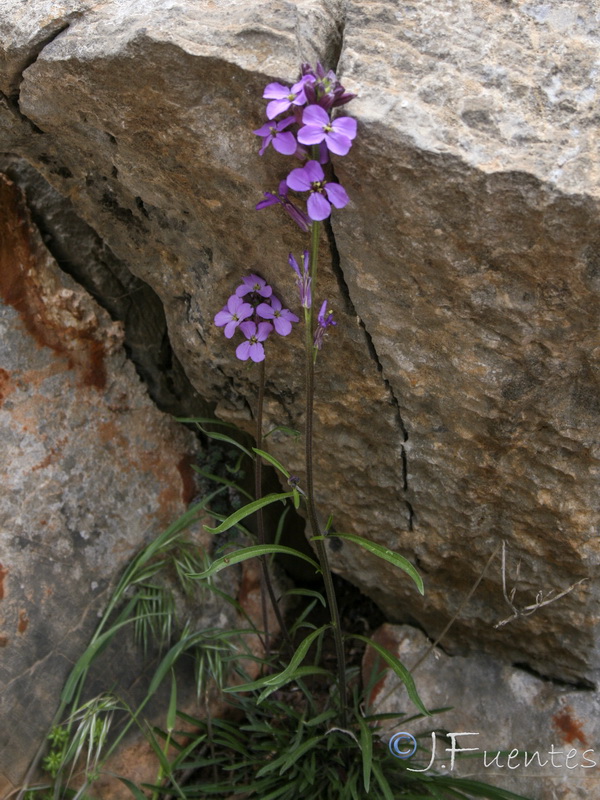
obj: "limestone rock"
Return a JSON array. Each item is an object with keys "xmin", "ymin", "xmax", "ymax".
[
  {"xmin": 0, "ymin": 0, "xmax": 598, "ymax": 688},
  {"xmin": 0, "ymin": 173, "xmax": 232, "ymax": 794},
  {"xmin": 364, "ymin": 624, "xmax": 600, "ymax": 800}
]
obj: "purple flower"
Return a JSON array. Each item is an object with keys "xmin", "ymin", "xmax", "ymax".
[
  {"xmin": 236, "ymin": 321, "xmax": 273, "ymax": 362},
  {"xmin": 257, "ymin": 296, "xmax": 299, "ymax": 336},
  {"xmin": 255, "ymin": 180, "xmax": 311, "ymax": 232},
  {"xmin": 263, "ymin": 79, "xmax": 311, "ymax": 120},
  {"xmin": 253, "ymin": 116, "xmax": 297, "ymax": 156},
  {"xmin": 313, "ymin": 300, "xmax": 336, "ymax": 350},
  {"xmin": 297, "ymin": 105, "xmax": 357, "ymax": 156},
  {"xmin": 236, "ymin": 274, "xmax": 273, "ymax": 299},
  {"xmin": 288, "ymin": 251, "xmax": 311, "ymax": 309},
  {"xmin": 214, "ymin": 294, "xmax": 253, "ymax": 339},
  {"xmin": 286, "ymin": 160, "xmax": 349, "ymax": 221}
]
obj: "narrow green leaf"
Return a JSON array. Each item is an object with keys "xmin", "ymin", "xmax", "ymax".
[
  {"xmin": 256, "ymin": 735, "xmax": 323, "ymax": 778},
  {"xmin": 371, "ymin": 760, "xmax": 394, "ymax": 800},
  {"xmin": 226, "ymin": 665, "xmax": 331, "ymax": 696},
  {"xmin": 264, "ymin": 625, "xmax": 329, "ymax": 686},
  {"xmin": 117, "ymin": 776, "xmax": 151, "ymax": 800},
  {"xmin": 304, "ymin": 708, "xmax": 337, "ymax": 727},
  {"xmin": 175, "ymin": 416, "xmax": 236, "ymax": 426},
  {"xmin": 252, "ymin": 448, "xmax": 291, "ymax": 478},
  {"xmin": 285, "ymin": 587, "xmax": 326, "ymax": 606},
  {"xmin": 204, "ymin": 492, "xmax": 294, "ymax": 534},
  {"xmin": 350, "ymin": 634, "xmax": 430, "ymax": 717},
  {"xmin": 188, "ymin": 544, "xmax": 320, "ymax": 580},
  {"xmin": 264, "ymin": 425, "xmax": 301, "ymax": 439},
  {"xmin": 195, "ymin": 428, "xmax": 255, "ymax": 458},
  {"xmin": 256, "ymin": 666, "xmax": 332, "ymax": 703},
  {"xmin": 356, "ymin": 713, "xmax": 373, "ymax": 793},
  {"xmin": 317, "ymin": 533, "xmax": 424, "ymax": 595},
  {"xmin": 166, "ymin": 670, "xmax": 177, "ymax": 734}
]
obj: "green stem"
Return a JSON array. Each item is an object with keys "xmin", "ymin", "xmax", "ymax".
[
  {"xmin": 303, "ymin": 221, "xmax": 348, "ymax": 728},
  {"xmin": 255, "ymin": 360, "xmax": 292, "ymax": 651}
]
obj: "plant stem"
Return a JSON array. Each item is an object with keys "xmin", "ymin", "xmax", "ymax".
[
  {"xmin": 304, "ymin": 221, "xmax": 348, "ymax": 728},
  {"xmin": 255, "ymin": 360, "xmax": 292, "ymax": 651}
]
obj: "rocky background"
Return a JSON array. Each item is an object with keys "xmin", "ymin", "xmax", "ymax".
[{"xmin": 1, "ymin": 1, "xmax": 599, "ymax": 798}]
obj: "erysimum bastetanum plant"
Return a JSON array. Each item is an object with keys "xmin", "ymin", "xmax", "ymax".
[{"xmin": 211, "ymin": 60, "xmax": 424, "ymax": 730}]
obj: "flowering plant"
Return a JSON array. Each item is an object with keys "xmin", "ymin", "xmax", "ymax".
[
  {"xmin": 210, "ymin": 60, "xmax": 427, "ymax": 732},
  {"xmin": 200, "ymin": 60, "xmax": 530, "ymax": 800}
]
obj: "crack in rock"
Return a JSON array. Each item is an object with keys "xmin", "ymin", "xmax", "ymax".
[{"xmin": 325, "ymin": 218, "xmax": 414, "ymax": 531}]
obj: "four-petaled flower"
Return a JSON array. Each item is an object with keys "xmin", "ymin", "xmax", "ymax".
[
  {"xmin": 263, "ymin": 79, "xmax": 312, "ymax": 120},
  {"xmin": 236, "ymin": 321, "xmax": 273, "ymax": 362},
  {"xmin": 257, "ymin": 296, "xmax": 300, "ymax": 335},
  {"xmin": 253, "ymin": 116, "xmax": 297, "ymax": 156},
  {"xmin": 297, "ymin": 105, "xmax": 357, "ymax": 156},
  {"xmin": 236, "ymin": 274, "xmax": 273, "ymax": 298},
  {"xmin": 286, "ymin": 160, "xmax": 349, "ymax": 221},
  {"xmin": 289, "ymin": 251, "xmax": 311, "ymax": 309},
  {"xmin": 214, "ymin": 294, "xmax": 253, "ymax": 339}
]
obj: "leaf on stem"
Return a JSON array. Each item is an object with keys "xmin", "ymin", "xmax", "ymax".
[
  {"xmin": 187, "ymin": 544, "xmax": 321, "ymax": 580},
  {"xmin": 204, "ymin": 492, "xmax": 295, "ymax": 534},
  {"xmin": 313, "ymin": 533, "xmax": 424, "ymax": 595},
  {"xmin": 264, "ymin": 425, "xmax": 301, "ymax": 439},
  {"xmin": 252, "ymin": 448, "xmax": 291, "ymax": 478},
  {"xmin": 349, "ymin": 634, "xmax": 430, "ymax": 717}
]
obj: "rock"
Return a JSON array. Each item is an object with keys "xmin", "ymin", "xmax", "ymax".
[
  {"xmin": 0, "ymin": 153, "xmax": 209, "ymax": 416},
  {"xmin": 0, "ymin": 0, "xmax": 598, "ymax": 688},
  {"xmin": 364, "ymin": 624, "xmax": 600, "ymax": 800},
  {"xmin": 0, "ymin": 173, "xmax": 238, "ymax": 794}
]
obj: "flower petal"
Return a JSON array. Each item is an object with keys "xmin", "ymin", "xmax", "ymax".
[
  {"xmin": 324, "ymin": 130, "xmax": 352, "ymax": 156},
  {"xmin": 236, "ymin": 340, "xmax": 251, "ymax": 361},
  {"xmin": 288, "ymin": 253, "xmax": 301, "ymax": 276},
  {"xmin": 266, "ymin": 98, "xmax": 291, "ymax": 120},
  {"xmin": 274, "ymin": 317, "xmax": 293, "ymax": 336},
  {"xmin": 257, "ymin": 322, "xmax": 274, "ymax": 341},
  {"xmin": 286, "ymin": 166, "xmax": 312, "ymax": 192},
  {"xmin": 256, "ymin": 192, "xmax": 280, "ymax": 210},
  {"xmin": 256, "ymin": 302, "xmax": 275, "ymax": 320},
  {"xmin": 304, "ymin": 160, "xmax": 325, "ymax": 183},
  {"xmin": 297, "ymin": 125, "xmax": 326, "ymax": 146},
  {"xmin": 331, "ymin": 116, "xmax": 357, "ymax": 139},
  {"xmin": 214, "ymin": 309, "xmax": 230, "ymax": 326},
  {"xmin": 302, "ymin": 104, "xmax": 330, "ymax": 126},
  {"xmin": 249, "ymin": 342, "xmax": 266, "ymax": 362},
  {"xmin": 253, "ymin": 122, "xmax": 273, "ymax": 137},
  {"xmin": 272, "ymin": 131, "xmax": 298, "ymax": 155},
  {"xmin": 307, "ymin": 192, "xmax": 331, "ymax": 221},
  {"xmin": 324, "ymin": 182, "xmax": 349, "ymax": 209},
  {"xmin": 224, "ymin": 320, "xmax": 238, "ymax": 339},
  {"xmin": 239, "ymin": 320, "xmax": 257, "ymax": 338},
  {"xmin": 282, "ymin": 309, "xmax": 300, "ymax": 323},
  {"xmin": 263, "ymin": 82, "xmax": 291, "ymax": 99}
]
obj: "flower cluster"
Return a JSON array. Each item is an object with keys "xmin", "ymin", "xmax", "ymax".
[
  {"xmin": 254, "ymin": 62, "xmax": 357, "ymax": 223},
  {"xmin": 214, "ymin": 274, "xmax": 299, "ymax": 362}
]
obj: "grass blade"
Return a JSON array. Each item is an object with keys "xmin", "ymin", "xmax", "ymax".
[{"xmin": 356, "ymin": 713, "xmax": 373, "ymax": 793}]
